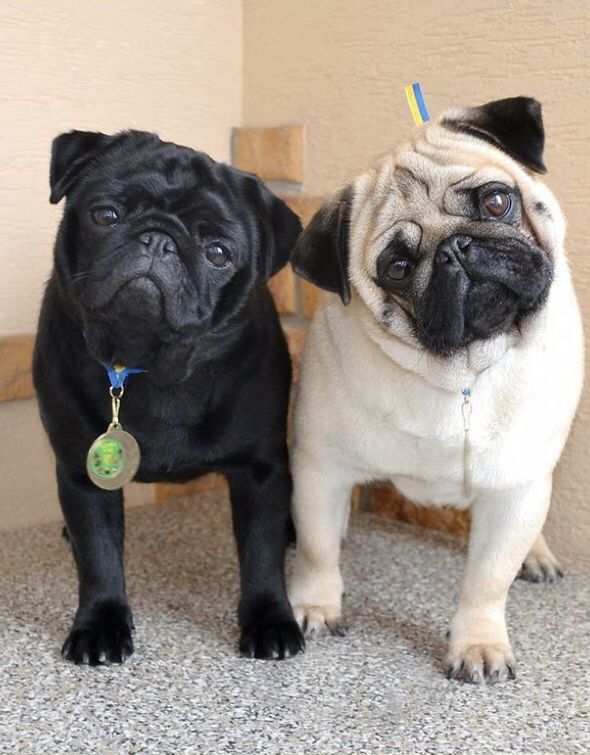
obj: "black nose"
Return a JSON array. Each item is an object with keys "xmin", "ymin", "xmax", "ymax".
[
  {"xmin": 435, "ymin": 235, "xmax": 472, "ymax": 265},
  {"xmin": 139, "ymin": 231, "xmax": 177, "ymax": 255}
]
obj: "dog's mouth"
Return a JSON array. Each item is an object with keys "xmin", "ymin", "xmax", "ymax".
[
  {"xmin": 378, "ymin": 234, "xmax": 554, "ymax": 357},
  {"xmin": 414, "ymin": 237, "xmax": 553, "ymax": 356},
  {"xmin": 109, "ymin": 276, "xmax": 164, "ymax": 322},
  {"xmin": 79, "ymin": 262, "xmax": 201, "ymax": 334}
]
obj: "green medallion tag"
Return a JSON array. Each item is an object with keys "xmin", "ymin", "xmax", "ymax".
[
  {"xmin": 86, "ymin": 384, "xmax": 141, "ymax": 490},
  {"xmin": 90, "ymin": 437, "xmax": 124, "ymax": 479},
  {"xmin": 87, "ymin": 427, "xmax": 140, "ymax": 490}
]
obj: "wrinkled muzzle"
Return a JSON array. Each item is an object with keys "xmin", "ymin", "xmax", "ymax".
[
  {"xmin": 76, "ymin": 228, "xmax": 204, "ymax": 371},
  {"xmin": 79, "ymin": 230, "xmax": 200, "ymax": 333},
  {"xmin": 416, "ymin": 233, "xmax": 553, "ymax": 355}
]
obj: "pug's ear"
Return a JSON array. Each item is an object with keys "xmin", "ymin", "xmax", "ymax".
[
  {"xmin": 443, "ymin": 96, "xmax": 547, "ymax": 175},
  {"xmin": 49, "ymin": 130, "xmax": 116, "ymax": 204},
  {"xmin": 291, "ymin": 186, "xmax": 352, "ymax": 305},
  {"xmin": 257, "ymin": 183, "xmax": 303, "ymax": 280}
]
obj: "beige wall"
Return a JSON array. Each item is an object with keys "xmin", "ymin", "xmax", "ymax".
[
  {"xmin": 1, "ymin": 0, "xmax": 242, "ymax": 336},
  {"xmin": 0, "ymin": 400, "xmax": 153, "ymax": 529},
  {"xmin": 0, "ymin": 0, "xmax": 242, "ymax": 528},
  {"xmin": 1, "ymin": 1, "xmax": 589, "ymax": 568},
  {"xmin": 244, "ymin": 0, "xmax": 590, "ymax": 567}
]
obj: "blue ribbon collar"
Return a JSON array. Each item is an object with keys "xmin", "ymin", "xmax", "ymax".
[
  {"xmin": 101, "ymin": 363, "xmax": 146, "ymax": 390},
  {"xmin": 82, "ymin": 330, "xmax": 146, "ymax": 389}
]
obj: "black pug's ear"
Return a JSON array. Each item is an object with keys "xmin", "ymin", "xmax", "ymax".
[
  {"xmin": 442, "ymin": 96, "xmax": 547, "ymax": 174},
  {"xmin": 49, "ymin": 130, "xmax": 116, "ymax": 204},
  {"xmin": 291, "ymin": 186, "xmax": 352, "ymax": 305},
  {"xmin": 257, "ymin": 182, "xmax": 303, "ymax": 280}
]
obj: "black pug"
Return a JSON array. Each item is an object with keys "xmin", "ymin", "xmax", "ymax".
[{"xmin": 33, "ymin": 130, "xmax": 305, "ymax": 664}]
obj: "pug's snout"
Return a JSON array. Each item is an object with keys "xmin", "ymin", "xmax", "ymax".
[
  {"xmin": 139, "ymin": 231, "xmax": 177, "ymax": 256},
  {"xmin": 435, "ymin": 235, "xmax": 472, "ymax": 266}
]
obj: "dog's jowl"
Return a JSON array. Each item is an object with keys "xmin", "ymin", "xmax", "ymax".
[
  {"xmin": 288, "ymin": 97, "xmax": 583, "ymax": 683},
  {"xmin": 33, "ymin": 130, "xmax": 304, "ymax": 664}
]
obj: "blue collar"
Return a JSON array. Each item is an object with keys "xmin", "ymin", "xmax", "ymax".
[
  {"xmin": 82, "ymin": 330, "xmax": 146, "ymax": 389},
  {"xmin": 101, "ymin": 363, "xmax": 146, "ymax": 390}
]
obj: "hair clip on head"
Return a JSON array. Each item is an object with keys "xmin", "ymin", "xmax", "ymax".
[{"xmin": 405, "ymin": 82, "xmax": 430, "ymax": 126}]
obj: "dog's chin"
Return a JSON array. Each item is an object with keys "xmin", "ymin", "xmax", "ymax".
[
  {"xmin": 378, "ymin": 285, "xmax": 539, "ymax": 359},
  {"xmin": 82, "ymin": 314, "xmax": 201, "ymax": 386},
  {"xmin": 415, "ymin": 330, "xmax": 473, "ymax": 358},
  {"xmin": 83, "ymin": 316, "xmax": 158, "ymax": 369},
  {"xmin": 412, "ymin": 250, "xmax": 552, "ymax": 358},
  {"xmin": 81, "ymin": 278, "xmax": 200, "ymax": 381},
  {"xmin": 109, "ymin": 277, "xmax": 165, "ymax": 326},
  {"xmin": 415, "ymin": 297, "xmax": 529, "ymax": 358}
]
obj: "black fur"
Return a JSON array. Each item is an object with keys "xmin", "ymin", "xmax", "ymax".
[
  {"xmin": 34, "ymin": 130, "xmax": 304, "ymax": 664},
  {"xmin": 417, "ymin": 230, "xmax": 553, "ymax": 356},
  {"xmin": 442, "ymin": 96, "xmax": 547, "ymax": 174},
  {"xmin": 291, "ymin": 186, "xmax": 352, "ymax": 304}
]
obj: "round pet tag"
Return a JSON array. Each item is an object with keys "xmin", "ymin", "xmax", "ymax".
[{"xmin": 86, "ymin": 427, "xmax": 141, "ymax": 490}]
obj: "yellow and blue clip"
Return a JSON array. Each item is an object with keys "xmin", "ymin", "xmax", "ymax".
[
  {"xmin": 405, "ymin": 82, "xmax": 430, "ymax": 126},
  {"xmin": 103, "ymin": 363, "xmax": 146, "ymax": 390}
]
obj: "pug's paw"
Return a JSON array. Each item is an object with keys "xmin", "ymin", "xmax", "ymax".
[
  {"xmin": 517, "ymin": 533, "xmax": 563, "ymax": 584},
  {"xmin": 62, "ymin": 600, "xmax": 134, "ymax": 665},
  {"xmin": 518, "ymin": 551, "xmax": 564, "ymax": 583},
  {"xmin": 445, "ymin": 642, "xmax": 516, "ymax": 684},
  {"xmin": 292, "ymin": 603, "xmax": 347, "ymax": 639},
  {"xmin": 289, "ymin": 569, "xmax": 345, "ymax": 639},
  {"xmin": 239, "ymin": 594, "xmax": 305, "ymax": 660},
  {"xmin": 239, "ymin": 620, "xmax": 305, "ymax": 659}
]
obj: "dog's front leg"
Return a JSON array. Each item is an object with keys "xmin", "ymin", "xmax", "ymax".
[
  {"xmin": 227, "ymin": 462, "xmax": 304, "ymax": 660},
  {"xmin": 446, "ymin": 475, "xmax": 552, "ymax": 684},
  {"xmin": 57, "ymin": 464, "xmax": 133, "ymax": 665},
  {"xmin": 288, "ymin": 448, "xmax": 354, "ymax": 638}
]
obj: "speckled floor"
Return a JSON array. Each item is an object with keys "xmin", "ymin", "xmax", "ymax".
[{"xmin": 0, "ymin": 493, "xmax": 588, "ymax": 755}]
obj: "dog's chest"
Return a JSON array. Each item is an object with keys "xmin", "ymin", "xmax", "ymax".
[
  {"xmin": 122, "ymin": 384, "xmax": 230, "ymax": 479},
  {"xmin": 355, "ymin": 391, "xmax": 475, "ymax": 506},
  {"xmin": 339, "ymin": 370, "xmax": 562, "ymax": 508}
]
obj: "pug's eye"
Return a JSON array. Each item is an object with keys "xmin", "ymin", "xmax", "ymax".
[
  {"xmin": 92, "ymin": 207, "xmax": 120, "ymax": 226},
  {"xmin": 481, "ymin": 191, "xmax": 512, "ymax": 219},
  {"xmin": 205, "ymin": 242, "xmax": 231, "ymax": 268},
  {"xmin": 387, "ymin": 259, "xmax": 414, "ymax": 282}
]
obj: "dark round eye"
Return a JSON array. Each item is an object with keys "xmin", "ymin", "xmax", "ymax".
[
  {"xmin": 481, "ymin": 191, "xmax": 511, "ymax": 219},
  {"xmin": 387, "ymin": 259, "xmax": 414, "ymax": 282},
  {"xmin": 205, "ymin": 242, "xmax": 231, "ymax": 268},
  {"xmin": 92, "ymin": 207, "xmax": 120, "ymax": 226}
]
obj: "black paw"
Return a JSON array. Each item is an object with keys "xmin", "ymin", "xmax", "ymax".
[
  {"xmin": 240, "ymin": 620, "xmax": 305, "ymax": 660},
  {"xmin": 62, "ymin": 600, "xmax": 134, "ymax": 665}
]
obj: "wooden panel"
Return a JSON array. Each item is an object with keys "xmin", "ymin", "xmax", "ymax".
[
  {"xmin": 232, "ymin": 125, "xmax": 304, "ymax": 183},
  {"xmin": 269, "ymin": 265, "xmax": 296, "ymax": 315},
  {"xmin": 156, "ymin": 473, "xmax": 227, "ymax": 503},
  {"xmin": 301, "ymin": 280, "xmax": 322, "ymax": 318},
  {"xmin": 0, "ymin": 334, "xmax": 35, "ymax": 402},
  {"xmin": 369, "ymin": 483, "xmax": 471, "ymax": 537}
]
